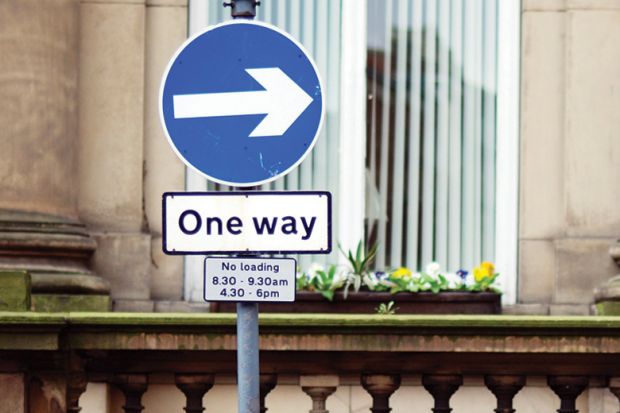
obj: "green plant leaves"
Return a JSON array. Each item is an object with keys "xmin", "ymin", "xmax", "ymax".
[
  {"xmin": 375, "ymin": 301, "xmax": 398, "ymax": 315},
  {"xmin": 339, "ymin": 240, "xmax": 378, "ymax": 276}
]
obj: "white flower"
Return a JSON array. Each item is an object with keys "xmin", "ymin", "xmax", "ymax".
[
  {"xmin": 306, "ymin": 262, "xmax": 325, "ymax": 279},
  {"xmin": 343, "ymin": 270, "xmax": 363, "ymax": 298},
  {"xmin": 426, "ymin": 262, "xmax": 441, "ymax": 277},
  {"xmin": 331, "ymin": 267, "xmax": 347, "ymax": 289},
  {"xmin": 444, "ymin": 272, "xmax": 463, "ymax": 289},
  {"xmin": 363, "ymin": 273, "xmax": 378, "ymax": 290}
]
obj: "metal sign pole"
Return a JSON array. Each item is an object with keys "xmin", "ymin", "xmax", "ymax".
[
  {"xmin": 236, "ymin": 299, "xmax": 260, "ymax": 413},
  {"xmin": 224, "ymin": 2, "xmax": 261, "ymax": 410},
  {"xmin": 235, "ymin": 191, "xmax": 260, "ymax": 413}
]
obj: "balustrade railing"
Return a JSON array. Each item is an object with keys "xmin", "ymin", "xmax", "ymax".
[
  {"xmin": 94, "ymin": 373, "xmax": 616, "ymax": 413},
  {"xmin": 0, "ymin": 313, "xmax": 619, "ymax": 412}
]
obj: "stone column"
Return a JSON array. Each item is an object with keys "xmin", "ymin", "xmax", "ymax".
[
  {"xmin": 422, "ymin": 374, "xmax": 463, "ymax": 413},
  {"xmin": 30, "ymin": 374, "xmax": 67, "ymax": 413},
  {"xmin": 548, "ymin": 376, "xmax": 588, "ymax": 413},
  {"xmin": 360, "ymin": 374, "xmax": 401, "ymax": 413},
  {"xmin": 484, "ymin": 375, "xmax": 526, "ymax": 413},
  {"xmin": 301, "ymin": 375, "xmax": 339, "ymax": 413},
  {"xmin": 66, "ymin": 354, "xmax": 88, "ymax": 413},
  {"xmin": 144, "ymin": 0, "xmax": 187, "ymax": 305},
  {"xmin": 79, "ymin": 0, "xmax": 152, "ymax": 311},
  {"xmin": 0, "ymin": 0, "xmax": 110, "ymax": 311},
  {"xmin": 0, "ymin": 374, "xmax": 26, "ymax": 413},
  {"xmin": 259, "ymin": 374, "xmax": 278, "ymax": 413},
  {"xmin": 175, "ymin": 373, "xmax": 215, "ymax": 413},
  {"xmin": 609, "ymin": 377, "xmax": 620, "ymax": 412},
  {"xmin": 113, "ymin": 374, "xmax": 149, "ymax": 413}
]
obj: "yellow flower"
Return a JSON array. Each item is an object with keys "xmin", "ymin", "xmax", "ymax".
[
  {"xmin": 391, "ymin": 267, "xmax": 412, "ymax": 279},
  {"xmin": 474, "ymin": 261, "xmax": 495, "ymax": 282}
]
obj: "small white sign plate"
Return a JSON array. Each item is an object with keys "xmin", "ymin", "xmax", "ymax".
[
  {"xmin": 204, "ymin": 257, "xmax": 296, "ymax": 302},
  {"xmin": 163, "ymin": 191, "xmax": 331, "ymax": 254}
]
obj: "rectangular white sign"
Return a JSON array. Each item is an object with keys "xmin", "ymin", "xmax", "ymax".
[
  {"xmin": 163, "ymin": 191, "xmax": 331, "ymax": 254},
  {"xmin": 204, "ymin": 257, "xmax": 296, "ymax": 302}
]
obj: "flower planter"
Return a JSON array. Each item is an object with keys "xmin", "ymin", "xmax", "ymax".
[{"xmin": 211, "ymin": 291, "xmax": 501, "ymax": 314}]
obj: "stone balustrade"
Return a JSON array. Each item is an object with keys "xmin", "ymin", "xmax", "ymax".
[{"xmin": 0, "ymin": 313, "xmax": 619, "ymax": 412}]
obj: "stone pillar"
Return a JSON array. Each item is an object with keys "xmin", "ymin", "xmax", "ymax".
[
  {"xmin": 548, "ymin": 376, "xmax": 588, "ymax": 413},
  {"xmin": 0, "ymin": 0, "xmax": 110, "ymax": 311},
  {"xmin": 484, "ymin": 375, "xmax": 526, "ymax": 413},
  {"xmin": 609, "ymin": 377, "xmax": 620, "ymax": 412},
  {"xmin": 66, "ymin": 354, "xmax": 88, "ymax": 413},
  {"xmin": 30, "ymin": 374, "xmax": 67, "ymax": 413},
  {"xmin": 520, "ymin": 0, "xmax": 620, "ymax": 313},
  {"xmin": 259, "ymin": 374, "xmax": 278, "ymax": 413},
  {"xmin": 301, "ymin": 375, "xmax": 339, "ymax": 413},
  {"xmin": 519, "ymin": 0, "xmax": 567, "ymax": 307},
  {"xmin": 175, "ymin": 373, "xmax": 215, "ymax": 413},
  {"xmin": 422, "ymin": 375, "xmax": 462, "ymax": 413},
  {"xmin": 79, "ymin": 0, "xmax": 152, "ymax": 311},
  {"xmin": 113, "ymin": 374, "xmax": 149, "ymax": 413},
  {"xmin": 144, "ymin": 0, "xmax": 187, "ymax": 303},
  {"xmin": 0, "ymin": 374, "xmax": 26, "ymax": 413},
  {"xmin": 360, "ymin": 374, "xmax": 401, "ymax": 413},
  {"xmin": 0, "ymin": 0, "xmax": 79, "ymax": 219}
]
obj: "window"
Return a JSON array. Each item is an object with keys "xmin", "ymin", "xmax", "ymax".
[
  {"xmin": 186, "ymin": 0, "xmax": 519, "ymax": 304},
  {"xmin": 367, "ymin": 0, "xmax": 498, "ymax": 272}
]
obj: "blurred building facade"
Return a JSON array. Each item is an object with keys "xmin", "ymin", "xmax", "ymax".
[
  {"xmin": 2, "ymin": 0, "xmax": 619, "ymax": 314},
  {"xmin": 1, "ymin": 0, "xmax": 620, "ymax": 411}
]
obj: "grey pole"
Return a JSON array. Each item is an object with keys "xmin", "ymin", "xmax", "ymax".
[
  {"xmin": 224, "ymin": 0, "xmax": 259, "ymax": 19},
  {"xmin": 235, "ymin": 194, "xmax": 261, "ymax": 412},
  {"xmin": 236, "ymin": 301, "xmax": 260, "ymax": 413},
  {"xmin": 224, "ymin": 3, "xmax": 262, "ymax": 412}
]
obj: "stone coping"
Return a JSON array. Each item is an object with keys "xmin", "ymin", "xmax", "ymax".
[
  {"xmin": 0, "ymin": 312, "xmax": 619, "ymax": 356},
  {"xmin": 0, "ymin": 312, "xmax": 619, "ymax": 329}
]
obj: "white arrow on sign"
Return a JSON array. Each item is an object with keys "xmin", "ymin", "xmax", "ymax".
[{"xmin": 172, "ymin": 67, "xmax": 313, "ymax": 138}]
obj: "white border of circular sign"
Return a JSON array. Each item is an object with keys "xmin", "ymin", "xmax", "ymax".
[{"xmin": 159, "ymin": 20, "xmax": 326, "ymax": 188}]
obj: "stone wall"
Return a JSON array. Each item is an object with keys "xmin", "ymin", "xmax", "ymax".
[{"xmin": 519, "ymin": 0, "xmax": 620, "ymax": 314}]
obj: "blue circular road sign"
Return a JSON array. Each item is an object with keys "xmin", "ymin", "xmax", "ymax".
[{"xmin": 160, "ymin": 20, "xmax": 325, "ymax": 187}]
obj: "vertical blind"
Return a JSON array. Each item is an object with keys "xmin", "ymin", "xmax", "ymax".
[
  {"xmin": 203, "ymin": 1, "xmax": 343, "ymax": 269},
  {"xmin": 193, "ymin": 0, "xmax": 499, "ymax": 274},
  {"xmin": 366, "ymin": 0, "xmax": 498, "ymax": 272}
]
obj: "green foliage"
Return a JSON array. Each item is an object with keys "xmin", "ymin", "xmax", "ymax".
[
  {"xmin": 466, "ymin": 273, "xmax": 500, "ymax": 293},
  {"xmin": 296, "ymin": 240, "xmax": 502, "ymax": 301},
  {"xmin": 339, "ymin": 241, "xmax": 378, "ymax": 298},
  {"xmin": 296, "ymin": 264, "xmax": 344, "ymax": 301},
  {"xmin": 295, "ymin": 267, "xmax": 311, "ymax": 290},
  {"xmin": 375, "ymin": 301, "xmax": 398, "ymax": 315},
  {"xmin": 340, "ymin": 240, "xmax": 378, "ymax": 276},
  {"xmin": 313, "ymin": 266, "xmax": 338, "ymax": 301},
  {"xmin": 419, "ymin": 273, "xmax": 451, "ymax": 293},
  {"xmin": 386, "ymin": 275, "xmax": 414, "ymax": 294}
]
